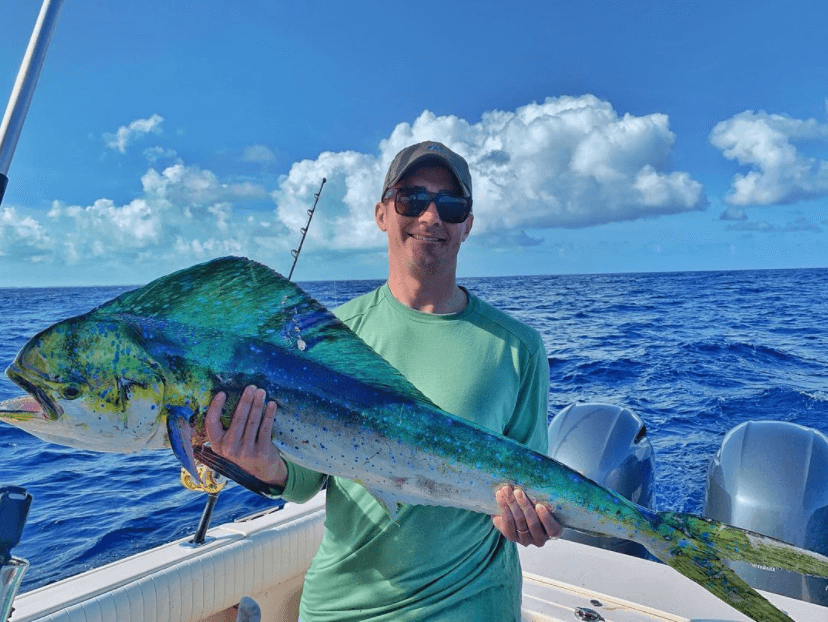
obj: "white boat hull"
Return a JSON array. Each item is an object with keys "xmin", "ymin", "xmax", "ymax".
[{"xmin": 10, "ymin": 493, "xmax": 828, "ymax": 622}]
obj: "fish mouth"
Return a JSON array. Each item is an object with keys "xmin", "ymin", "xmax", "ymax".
[
  {"xmin": 6, "ymin": 365, "xmax": 63, "ymax": 421},
  {"xmin": 0, "ymin": 395, "xmax": 44, "ymax": 422}
]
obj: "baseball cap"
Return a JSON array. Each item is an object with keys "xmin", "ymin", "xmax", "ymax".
[{"xmin": 381, "ymin": 141, "xmax": 472, "ymax": 200}]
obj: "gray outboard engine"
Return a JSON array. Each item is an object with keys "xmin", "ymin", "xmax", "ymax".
[
  {"xmin": 704, "ymin": 420, "xmax": 828, "ymax": 605},
  {"xmin": 547, "ymin": 403, "xmax": 655, "ymax": 557}
]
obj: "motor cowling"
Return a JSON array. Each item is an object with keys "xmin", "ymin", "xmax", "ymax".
[
  {"xmin": 704, "ymin": 420, "xmax": 828, "ymax": 605},
  {"xmin": 547, "ymin": 403, "xmax": 655, "ymax": 557}
]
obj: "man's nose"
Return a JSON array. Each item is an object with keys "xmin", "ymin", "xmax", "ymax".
[{"xmin": 419, "ymin": 201, "xmax": 442, "ymax": 224}]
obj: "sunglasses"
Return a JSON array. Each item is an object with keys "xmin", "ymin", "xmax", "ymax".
[{"xmin": 383, "ymin": 187, "xmax": 473, "ymax": 224}]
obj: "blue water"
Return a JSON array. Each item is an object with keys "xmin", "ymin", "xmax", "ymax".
[{"xmin": 1, "ymin": 268, "xmax": 826, "ymax": 592}]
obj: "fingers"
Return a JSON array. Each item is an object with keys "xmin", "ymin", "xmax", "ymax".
[
  {"xmin": 241, "ymin": 388, "xmax": 267, "ymax": 454},
  {"xmin": 514, "ymin": 488, "xmax": 547, "ymax": 546},
  {"xmin": 257, "ymin": 399, "xmax": 277, "ymax": 453},
  {"xmin": 536, "ymin": 502, "xmax": 563, "ymax": 540},
  {"xmin": 494, "ymin": 485, "xmax": 562, "ymax": 547},
  {"xmin": 205, "ymin": 391, "xmax": 227, "ymax": 447},
  {"xmin": 223, "ymin": 385, "xmax": 258, "ymax": 450},
  {"xmin": 494, "ymin": 487, "xmax": 518, "ymax": 541},
  {"xmin": 208, "ymin": 385, "xmax": 275, "ymax": 460}
]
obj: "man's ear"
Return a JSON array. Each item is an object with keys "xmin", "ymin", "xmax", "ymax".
[
  {"xmin": 375, "ymin": 201, "xmax": 388, "ymax": 232},
  {"xmin": 461, "ymin": 213, "xmax": 474, "ymax": 241}
]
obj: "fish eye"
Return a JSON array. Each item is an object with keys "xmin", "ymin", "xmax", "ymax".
[{"xmin": 61, "ymin": 384, "xmax": 83, "ymax": 400}]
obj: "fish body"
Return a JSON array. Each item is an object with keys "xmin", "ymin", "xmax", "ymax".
[{"xmin": 3, "ymin": 256, "xmax": 828, "ymax": 622}]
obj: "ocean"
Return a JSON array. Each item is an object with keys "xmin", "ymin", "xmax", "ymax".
[{"xmin": 1, "ymin": 268, "xmax": 826, "ymax": 593}]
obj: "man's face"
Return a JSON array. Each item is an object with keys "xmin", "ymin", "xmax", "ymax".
[{"xmin": 375, "ymin": 165, "xmax": 474, "ymax": 279}]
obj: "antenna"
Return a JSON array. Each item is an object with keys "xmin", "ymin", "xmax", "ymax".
[{"xmin": 288, "ymin": 177, "xmax": 326, "ymax": 281}]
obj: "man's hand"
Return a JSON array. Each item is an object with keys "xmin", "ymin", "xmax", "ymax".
[
  {"xmin": 493, "ymin": 485, "xmax": 562, "ymax": 547},
  {"xmin": 205, "ymin": 385, "xmax": 287, "ymax": 488}
]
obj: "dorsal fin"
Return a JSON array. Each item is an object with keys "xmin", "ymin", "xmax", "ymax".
[{"xmin": 90, "ymin": 256, "xmax": 437, "ymax": 407}]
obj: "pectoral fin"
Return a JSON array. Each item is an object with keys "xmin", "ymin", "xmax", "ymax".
[{"xmin": 167, "ymin": 405, "xmax": 200, "ymax": 483}]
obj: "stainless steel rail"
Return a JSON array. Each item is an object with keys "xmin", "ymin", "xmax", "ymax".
[{"xmin": 0, "ymin": 0, "xmax": 64, "ymax": 205}]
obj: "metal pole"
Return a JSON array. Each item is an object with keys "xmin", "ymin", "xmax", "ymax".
[
  {"xmin": 0, "ymin": 0, "xmax": 65, "ymax": 205},
  {"xmin": 190, "ymin": 492, "xmax": 220, "ymax": 546}
]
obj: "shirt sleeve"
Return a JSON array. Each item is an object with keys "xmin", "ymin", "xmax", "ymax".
[
  {"xmin": 502, "ymin": 337, "xmax": 549, "ymax": 454},
  {"xmin": 263, "ymin": 460, "xmax": 327, "ymax": 503}
]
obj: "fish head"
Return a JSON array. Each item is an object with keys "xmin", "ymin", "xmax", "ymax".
[{"xmin": 4, "ymin": 316, "xmax": 169, "ymax": 453}]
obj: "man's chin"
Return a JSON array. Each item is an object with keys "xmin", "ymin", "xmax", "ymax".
[
  {"xmin": 408, "ymin": 265, "xmax": 439, "ymax": 278},
  {"xmin": 406, "ymin": 255, "xmax": 449, "ymax": 278}
]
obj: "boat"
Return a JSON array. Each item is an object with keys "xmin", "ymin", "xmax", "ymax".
[{"xmin": 4, "ymin": 403, "xmax": 827, "ymax": 622}]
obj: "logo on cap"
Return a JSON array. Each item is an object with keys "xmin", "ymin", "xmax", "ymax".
[{"xmin": 427, "ymin": 145, "xmax": 443, "ymax": 152}]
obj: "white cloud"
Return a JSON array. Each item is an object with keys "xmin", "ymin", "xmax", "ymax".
[
  {"xmin": 272, "ymin": 150, "xmax": 383, "ymax": 251},
  {"xmin": 710, "ymin": 110, "xmax": 828, "ymax": 205},
  {"xmin": 242, "ymin": 144, "xmax": 277, "ymax": 164},
  {"xmin": 141, "ymin": 163, "xmax": 267, "ymax": 211},
  {"xmin": 273, "ymin": 95, "xmax": 707, "ymax": 251},
  {"xmin": 104, "ymin": 114, "xmax": 164, "ymax": 153},
  {"xmin": 41, "ymin": 163, "xmax": 275, "ymax": 265},
  {"xmin": 5, "ymin": 95, "xmax": 707, "ymax": 272},
  {"xmin": 0, "ymin": 207, "xmax": 53, "ymax": 259}
]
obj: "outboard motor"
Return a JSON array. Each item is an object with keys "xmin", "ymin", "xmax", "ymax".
[
  {"xmin": 0, "ymin": 486, "xmax": 32, "ymax": 621},
  {"xmin": 547, "ymin": 403, "xmax": 655, "ymax": 557},
  {"xmin": 704, "ymin": 420, "xmax": 828, "ymax": 605}
]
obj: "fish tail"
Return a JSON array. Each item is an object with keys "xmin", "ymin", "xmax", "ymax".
[
  {"xmin": 642, "ymin": 511, "xmax": 797, "ymax": 622},
  {"xmin": 662, "ymin": 511, "xmax": 828, "ymax": 578}
]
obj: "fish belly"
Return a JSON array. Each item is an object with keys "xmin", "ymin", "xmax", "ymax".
[{"xmin": 271, "ymin": 399, "xmax": 503, "ymax": 515}]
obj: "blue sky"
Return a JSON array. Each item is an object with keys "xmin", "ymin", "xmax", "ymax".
[{"xmin": 1, "ymin": 0, "xmax": 826, "ymax": 286}]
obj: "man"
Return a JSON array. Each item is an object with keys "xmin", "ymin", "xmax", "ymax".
[{"xmin": 206, "ymin": 141, "xmax": 561, "ymax": 621}]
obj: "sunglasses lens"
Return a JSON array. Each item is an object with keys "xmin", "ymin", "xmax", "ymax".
[
  {"xmin": 395, "ymin": 190, "xmax": 470, "ymax": 223},
  {"xmin": 396, "ymin": 191, "xmax": 429, "ymax": 217},
  {"xmin": 435, "ymin": 195, "xmax": 471, "ymax": 224}
]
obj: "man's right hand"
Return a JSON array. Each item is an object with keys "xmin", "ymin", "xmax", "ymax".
[{"xmin": 205, "ymin": 385, "xmax": 287, "ymax": 488}]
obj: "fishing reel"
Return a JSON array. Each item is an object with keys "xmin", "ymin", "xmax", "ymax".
[{"xmin": 180, "ymin": 465, "xmax": 227, "ymax": 494}]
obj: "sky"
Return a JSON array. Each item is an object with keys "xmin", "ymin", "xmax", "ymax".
[{"xmin": 1, "ymin": 0, "xmax": 826, "ymax": 286}]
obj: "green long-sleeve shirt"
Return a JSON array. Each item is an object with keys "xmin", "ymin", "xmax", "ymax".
[{"xmin": 280, "ymin": 284, "xmax": 549, "ymax": 621}]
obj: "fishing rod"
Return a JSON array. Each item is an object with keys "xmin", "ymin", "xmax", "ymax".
[
  {"xmin": 0, "ymin": 0, "xmax": 64, "ymax": 207},
  {"xmin": 288, "ymin": 177, "xmax": 326, "ymax": 280}
]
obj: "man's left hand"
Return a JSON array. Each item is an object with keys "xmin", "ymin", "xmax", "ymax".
[{"xmin": 493, "ymin": 485, "xmax": 563, "ymax": 547}]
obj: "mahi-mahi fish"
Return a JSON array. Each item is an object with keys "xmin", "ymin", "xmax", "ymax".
[{"xmin": 1, "ymin": 256, "xmax": 826, "ymax": 622}]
